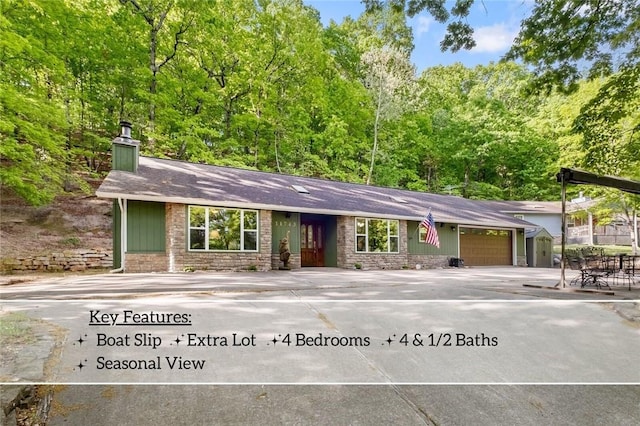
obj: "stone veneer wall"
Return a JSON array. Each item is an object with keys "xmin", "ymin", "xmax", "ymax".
[
  {"xmin": 336, "ymin": 216, "xmax": 409, "ymax": 269},
  {"xmin": 158, "ymin": 203, "xmax": 273, "ymax": 272},
  {"xmin": 407, "ymin": 255, "xmax": 450, "ymax": 269},
  {"xmin": 271, "ymin": 253, "xmax": 301, "ymax": 270},
  {"xmin": 125, "ymin": 253, "xmax": 168, "ymax": 273},
  {"xmin": 2, "ymin": 250, "xmax": 112, "ymax": 272}
]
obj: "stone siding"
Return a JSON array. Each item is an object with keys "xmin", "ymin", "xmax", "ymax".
[
  {"xmin": 337, "ymin": 216, "xmax": 409, "ymax": 269},
  {"xmin": 407, "ymin": 255, "xmax": 450, "ymax": 269},
  {"xmin": 2, "ymin": 250, "xmax": 112, "ymax": 273},
  {"xmin": 271, "ymin": 253, "xmax": 301, "ymax": 270},
  {"xmin": 125, "ymin": 253, "xmax": 167, "ymax": 273},
  {"xmin": 160, "ymin": 203, "xmax": 273, "ymax": 272}
]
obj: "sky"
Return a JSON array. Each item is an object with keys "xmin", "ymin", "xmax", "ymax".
[{"xmin": 306, "ymin": 0, "xmax": 533, "ymax": 72}]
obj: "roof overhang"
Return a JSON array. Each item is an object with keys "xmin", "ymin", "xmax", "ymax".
[{"xmin": 96, "ymin": 190, "xmax": 530, "ymax": 228}]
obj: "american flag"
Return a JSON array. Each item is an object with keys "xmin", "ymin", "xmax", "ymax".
[{"xmin": 420, "ymin": 211, "xmax": 440, "ymax": 248}]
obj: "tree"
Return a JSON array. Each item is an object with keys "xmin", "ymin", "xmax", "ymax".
[
  {"xmin": 413, "ymin": 63, "xmax": 559, "ymax": 199},
  {"xmin": 361, "ymin": 46, "xmax": 419, "ymax": 184},
  {"xmin": 0, "ymin": 0, "xmax": 69, "ymax": 205},
  {"xmin": 367, "ymin": 0, "xmax": 639, "ymax": 89},
  {"xmin": 363, "ymin": 0, "xmax": 479, "ymax": 51},
  {"xmin": 505, "ymin": 0, "xmax": 639, "ymax": 93},
  {"xmin": 118, "ymin": 0, "xmax": 194, "ymax": 146}
]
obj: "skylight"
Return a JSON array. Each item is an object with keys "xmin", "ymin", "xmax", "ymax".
[
  {"xmin": 291, "ymin": 184, "xmax": 309, "ymax": 194},
  {"xmin": 390, "ymin": 196, "xmax": 407, "ymax": 203}
]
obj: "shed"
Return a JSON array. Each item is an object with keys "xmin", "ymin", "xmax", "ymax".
[{"xmin": 526, "ymin": 228, "xmax": 554, "ymax": 268}]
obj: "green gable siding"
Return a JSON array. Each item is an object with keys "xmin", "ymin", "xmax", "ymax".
[
  {"xmin": 407, "ymin": 222, "xmax": 458, "ymax": 256},
  {"xmin": 516, "ymin": 230, "xmax": 525, "ymax": 256},
  {"xmin": 113, "ymin": 144, "xmax": 137, "ymax": 172},
  {"xmin": 272, "ymin": 212, "xmax": 300, "ymax": 254},
  {"xmin": 323, "ymin": 217, "xmax": 338, "ymax": 267},
  {"xmin": 113, "ymin": 200, "xmax": 122, "ymax": 268},
  {"xmin": 127, "ymin": 201, "xmax": 166, "ymax": 253}
]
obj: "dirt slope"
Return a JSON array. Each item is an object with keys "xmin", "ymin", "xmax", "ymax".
[{"xmin": 0, "ymin": 188, "xmax": 112, "ymax": 261}]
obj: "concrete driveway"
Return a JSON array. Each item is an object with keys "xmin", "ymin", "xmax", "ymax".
[
  {"xmin": 1, "ymin": 267, "xmax": 639, "ymax": 425},
  {"xmin": 2, "ymin": 266, "xmax": 638, "ymax": 300}
]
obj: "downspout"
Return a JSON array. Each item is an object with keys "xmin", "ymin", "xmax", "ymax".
[{"xmin": 110, "ymin": 197, "xmax": 126, "ymax": 273}]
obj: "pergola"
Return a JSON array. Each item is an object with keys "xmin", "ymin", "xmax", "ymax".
[{"xmin": 556, "ymin": 168, "xmax": 640, "ymax": 287}]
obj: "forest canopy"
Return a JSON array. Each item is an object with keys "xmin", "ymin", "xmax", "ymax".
[{"xmin": 1, "ymin": 0, "xmax": 638, "ymax": 206}]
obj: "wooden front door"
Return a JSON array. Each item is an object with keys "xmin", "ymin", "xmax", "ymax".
[{"xmin": 301, "ymin": 221, "xmax": 325, "ymax": 267}]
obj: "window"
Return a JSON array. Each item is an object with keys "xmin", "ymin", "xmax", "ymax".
[
  {"xmin": 188, "ymin": 206, "xmax": 258, "ymax": 251},
  {"xmin": 355, "ymin": 218, "xmax": 399, "ymax": 253}
]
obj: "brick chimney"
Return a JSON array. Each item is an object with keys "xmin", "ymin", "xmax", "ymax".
[{"xmin": 112, "ymin": 121, "xmax": 140, "ymax": 173}]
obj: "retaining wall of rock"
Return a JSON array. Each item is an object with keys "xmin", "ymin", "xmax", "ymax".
[{"xmin": 2, "ymin": 249, "xmax": 112, "ymax": 272}]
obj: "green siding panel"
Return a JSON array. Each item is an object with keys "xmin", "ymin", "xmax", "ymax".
[
  {"xmin": 407, "ymin": 222, "xmax": 458, "ymax": 256},
  {"xmin": 113, "ymin": 144, "xmax": 136, "ymax": 172},
  {"xmin": 323, "ymin": 216, "xmax": 338, "ymax": 267},
  {"xmin": 516, "ymin": 230, "xmax": 525, "ymax": 256},
  {"xmin": 272, "ymin": 212, "xmax": 300, "ymax": 254},
  {"xmin": 113, "ymin": 200, "xmax": 122, "ymax": 268},
  {"xmin": 127, "ymin": 201, "xmax": 166, "ymax": 253}
]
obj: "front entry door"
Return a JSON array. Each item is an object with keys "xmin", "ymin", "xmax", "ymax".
[{"xmin": 301, "ymin": 221, "xmax": 325, "ymax": 267}]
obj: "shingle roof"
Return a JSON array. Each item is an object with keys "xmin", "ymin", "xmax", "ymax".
[
  {"xmin": 482, "ymin": 200, "xmax": 562, "ymax": 215},
  {"xmin": 525, "ymin": 227, "xmax": 553, "ymax": 239},
  {"xmin": 96, "ymin": 156, "xmax": 533, "ymax": 228}
]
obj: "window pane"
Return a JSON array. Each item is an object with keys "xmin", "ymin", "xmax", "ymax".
[
  {"xmin": 356, "ymin": 218, "xmax": 366, "ymax": 235},
  {"xmin": 190, "ymin": 229, "xmax": 205, "ymax": 250},
  {"xmin": 301, "ymin": 225, "xmax": 307, "ymax": 249},
  {"xmin": 389, "ymin": 220, "xmax": 398, "ymax": 236},
  {"xmin": 244, "ymin": 231, "xmax": 257, "ymax": 251},
  {"xmin": 390, "ymin": 236, "xmax": 399, "ymax": 253},
  {"xmin": 244, "ymin": 211, "xmax": 257, "ymax": 230},
  {"xmin": 209, "ymin": 209, "xmax": 241, "ymax": 250},
  {"xmin": 190, "ymin": 207, "xmax": 205, "ymax": 227},
  {"xmin": 368, "ymin": 219, "xmax": 387, "ymax": 252},
  {"xmin": 356, "ymin": 235, "xmax": 367, "ymax": 252}
]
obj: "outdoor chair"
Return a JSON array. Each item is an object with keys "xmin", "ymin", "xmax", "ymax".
[
  {"xmin": 566, "ymin": 256, "xmax": 588, "ymax": 287},
  {"xmin": 581, "ymin": 255, "xmax": 612, "ymax": 290},
  {"xmin": 614, "ymin": 255, "xmax": 640, "ymax": 291}
]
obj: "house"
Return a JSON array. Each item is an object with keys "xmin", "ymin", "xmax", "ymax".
[
  {"xmin": 96, "ymin": 123, "xmax": 533, "ymax": 273},
  {"xmin": 483, "ymin": 200, "xmax": 563, "ymax": 242},
  {"xmin": 487, "ymin": 199, "xmax": 639, "ymax": 246}
]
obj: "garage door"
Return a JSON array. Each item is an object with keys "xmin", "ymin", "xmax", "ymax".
[{"xmin": 459, "ymin": 228, "xmax": 512, "ymax": 266}]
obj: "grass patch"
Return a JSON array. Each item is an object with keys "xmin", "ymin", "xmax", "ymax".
[
  {"xmin": 60, "ymin": 236, "xmax": 81, "ymax": 247},
  {"xmin": 0, "ymin": 311, "xmax": 36, "ymax": 345},
  {"xmin": 554, "ymin": 244, "xmax": 634, "ymax": 255}
]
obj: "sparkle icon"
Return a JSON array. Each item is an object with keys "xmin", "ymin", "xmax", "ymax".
[
  {"xmin": 74, "ymin": 334, "xmax": 87, "ymax": 346},
  {"xmin": 76, "ymin": 360, "xmax": 88, "ymax": 371}
]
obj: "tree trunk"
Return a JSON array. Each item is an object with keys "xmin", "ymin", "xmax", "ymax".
[{"xmin": 367, "ymin": 77, "xmax": 384, "ymax": 185}]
